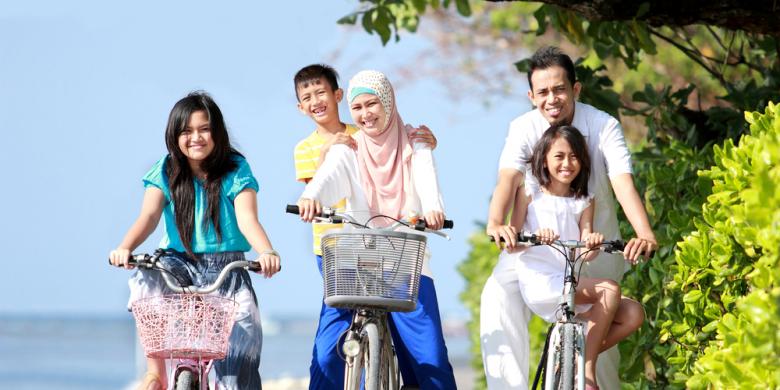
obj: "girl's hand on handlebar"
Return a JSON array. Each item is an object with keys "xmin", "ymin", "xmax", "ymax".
[
  {"xmin": 109, "ymin": 248, "xmax": 133, "ymax": 269},
  {"xmin": 582, "ymin": 232, "xmax": 604, "ymax": 262},
  {"xmin": 424, "ymin": 210, "xmax": 445, "ymax": 230},
  {"xmin": 256, "ymin": 250, "xmax": 281, "ymax": 278},
  {"xmin": 297, "ymin": 198, "xmax": 322, "ymax": 222},
  {"xmin": 584, "ymin": 232, "xmax": 604, "ymax": 248},
  {"xmin": 624, "ymin": 236, "xmax": 657, "ymax": 264},
  {"xmin": 534, "ymin": 228, "xmax": 559, "ymax": 245}
]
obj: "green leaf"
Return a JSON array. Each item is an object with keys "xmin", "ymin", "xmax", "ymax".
[
  {"xmin": 361, "ymin": 10, "xmax": 375, "ymax": 34},
  {"xmin": 454, "ymin": 0, "xmax": 471, "ymax": 16},
  {"xmin": 411, "ymin": 0, "xmax": 427, "ymax": 13},
  {"xmin": 683, "ymin": 289, "xmax": 704, "ymax": 303},
  {"xmin": 337, "ymin": 12, "xmax": 360, "ymax": 25}
]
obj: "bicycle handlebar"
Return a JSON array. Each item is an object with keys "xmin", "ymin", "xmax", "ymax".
[
  {"xmin": 285, "ymin": 204, "xmax": 454, "ymax": 231},
  {"xmin": 109, "ymin": 250, "xmax": 265, "ymax": 294},
  {"xmin": 489, "ymin": 231, "xmax": 626, "ymax": 254}
]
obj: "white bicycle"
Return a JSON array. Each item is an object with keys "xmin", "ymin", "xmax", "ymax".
[{"xmin": 497, "ymin": 232, "xmax": 625, "ymax": 390}]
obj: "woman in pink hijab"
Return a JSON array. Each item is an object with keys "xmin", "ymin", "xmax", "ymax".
[{"xmin": 298, "ymin": 70, "xmax": 457, "ymax": 389}]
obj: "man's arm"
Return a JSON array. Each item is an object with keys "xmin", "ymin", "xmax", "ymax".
[
  {"xmin": 610, "ymin": 173, "xmax": 657, "ymax": 263},
  {"xmin": 486, "ymin": 168, "xmax": 524, "ymax": 249}
]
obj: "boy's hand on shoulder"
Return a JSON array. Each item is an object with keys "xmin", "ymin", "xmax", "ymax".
[
  {"xmin": 319, "ymin": 134, "xmax": 356, "ymax": 166},
  {"xmin": 408, "ymin": 124, "xmax": 437, "ymax": 149}
]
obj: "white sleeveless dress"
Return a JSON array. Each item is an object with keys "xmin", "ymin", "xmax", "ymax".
[{"xmin": 515, "ymin": 190, "xmax": 593, "ymax": 322}]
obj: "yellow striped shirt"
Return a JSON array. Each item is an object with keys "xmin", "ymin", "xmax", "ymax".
[{"xmin": 294, "ymin": 125, "xmax": 358, "ymax": 255}]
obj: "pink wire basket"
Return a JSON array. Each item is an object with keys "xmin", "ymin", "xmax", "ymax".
[{"xmin": 131, "ymin": 294, "xmax": 238, "ymax": 360}]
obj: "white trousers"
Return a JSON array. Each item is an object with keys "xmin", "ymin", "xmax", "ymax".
[{"xmin": 480, "ymin": 250, "xmax": 623, "ymax": 389}]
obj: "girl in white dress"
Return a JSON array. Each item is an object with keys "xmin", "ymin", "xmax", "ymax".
[{"xmin": 512, "ymin": 125, "xmax": 644, "ymax": 390}]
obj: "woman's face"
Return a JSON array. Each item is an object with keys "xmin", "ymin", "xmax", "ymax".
[
  {"xmin": 178, "ymin": 110, "xmax": 215, "ymax": 167},
  {"xmin": 349, "ymin": 94, "xmax": 387, "ymax": 135}
]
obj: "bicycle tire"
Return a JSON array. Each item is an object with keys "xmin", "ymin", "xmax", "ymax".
[
  {"xmin": 560, "ymin": 323, "xmax": 575, "ymax": 390},
  {"xmin": 175, "ymin": 368, "xmax": 196, "ymax": 390},
  {"xmin": 364, "ymin": 322, "xmax": 381, "ymax": 390},
  {"xmin": 384, "ymin": 332, "xmax": 399, "ymax": 390},
  {"xmin": 575, "ymin": 323, "xmax": 586, "ymax": 390}
]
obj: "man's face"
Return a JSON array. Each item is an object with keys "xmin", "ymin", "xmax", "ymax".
[{"xmin": 527, "ymin": 65, "xmax": 581, "ymax": 125}]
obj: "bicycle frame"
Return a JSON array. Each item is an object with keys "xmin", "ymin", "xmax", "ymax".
[{"xmin": 545, "ymin": 241, "xmax": 589, "ymax": 390}]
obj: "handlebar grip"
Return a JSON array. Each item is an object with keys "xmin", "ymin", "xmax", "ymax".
[
  {"xmin": 442, "ymin": 220, "xmax": 454, "ymax": 229},
  {"xmin": 603, "ymin": 240, "xmax": 626, "ymax": 253},
  {"xmin": 248, "ymin": 261, "xmax": 264, "ymax": 273},
  {"xmin": 286, "ymin": 204, "xmax": 300, "ymax": 215}
]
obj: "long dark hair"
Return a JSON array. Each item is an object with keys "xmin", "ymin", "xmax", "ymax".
[
  {"xmin": 164, "ymin": 91, "xmax": 239, "ymax": 256},
  {"xmin": 529, "ymin": 125, "xmax": 590, "ymax": 198}
]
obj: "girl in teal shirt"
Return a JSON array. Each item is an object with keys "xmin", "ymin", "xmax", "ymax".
[{"xmin": 110, "ymin": 91, "xmax": 281, "ymax": 390}]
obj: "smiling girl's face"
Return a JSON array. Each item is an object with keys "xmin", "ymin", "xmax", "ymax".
[
  {"xmin": 178, "ymin": 110, "xmax": 215, "ymax": 169},
  {"xmin": 544, "ymin": 135, "xmax": 582, "ymax": 194},
  {"xmin": 349, "ymin": 94, "xmax": 387, "ymax": 135}
]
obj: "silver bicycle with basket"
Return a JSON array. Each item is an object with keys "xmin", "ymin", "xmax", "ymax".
[
  {"xmin": 493, "ymin": 232, "xmax": 625, "ymax": 390},
  {"xmin": 287, "ymin": 205, "xmax": 452, "ymax": 390}
]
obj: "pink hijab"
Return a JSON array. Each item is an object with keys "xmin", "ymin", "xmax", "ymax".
[{"xmin": 347, "ymin": 70, "xmax": 413, "ymax": 220}]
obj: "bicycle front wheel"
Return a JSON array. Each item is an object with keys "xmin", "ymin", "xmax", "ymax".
[
  {"xmin": 544, "ymin": 323, "xmax": 578, "ymax": 390},
  {"xmin": 364, "ymin": 322, "xmax": 381, "ymax": 390},
  {"xmin": 560, "ymin": 323, "xmax": 575, "ymax": 390},
  {"xmin": 175, "ymin": 368, "xmax": 196, "ymax": 390}
]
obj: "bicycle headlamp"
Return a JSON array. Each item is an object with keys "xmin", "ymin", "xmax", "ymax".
[{"xmin": 343, "ymin": 339, "xmax": 361, "ymax": 357}]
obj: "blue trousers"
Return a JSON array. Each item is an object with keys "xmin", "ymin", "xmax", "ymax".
[{"xmin": 309, "ymin": 255, "xmax": 456, "ymax": 389}]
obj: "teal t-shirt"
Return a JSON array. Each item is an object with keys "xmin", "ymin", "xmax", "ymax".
[{"xmin": 143, "ymin": 154, "xmax": 259, "ymax": 253}]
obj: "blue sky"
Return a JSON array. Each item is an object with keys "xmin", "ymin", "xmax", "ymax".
[{"xmin": 0, "ymin": 0, "xmax": 530, "ymax": 320}]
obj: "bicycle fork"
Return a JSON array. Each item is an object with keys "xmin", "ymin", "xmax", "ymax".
[
  {"xmin": 173, "ymin": 358, "xmax": 214, "ymax": 390},
  {"xmin": 342, "ymin": 311, "xmax": 378, "ymax": 390},
  {"xmin": 341, "ymin": 310, "xmax": 399, "ymax": 390}
]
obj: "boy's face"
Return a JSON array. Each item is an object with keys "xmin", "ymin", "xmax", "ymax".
[
  {"xmin": 297, "ymin": 77, "xmax": 343, "ymax": 126},
  {"xmin": 527, "ymin": 65, "xmax": 581, "ymax": 126}
]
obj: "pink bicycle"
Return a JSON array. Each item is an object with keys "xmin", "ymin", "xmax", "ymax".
[{"xmin": 113, "ymin": 249, "xmax": 263, "ymax": 390}]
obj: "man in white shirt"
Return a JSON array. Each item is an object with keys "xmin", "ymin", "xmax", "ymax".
[{"xmin": 482, "ymin": 46, "xmax": 657, "ymax": 389}]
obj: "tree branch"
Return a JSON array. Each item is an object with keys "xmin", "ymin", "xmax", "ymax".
[
  {"xmin": 649, "ymin": 29, "xmax": 727, "ymax": 86},
  {"xmin": 486, "ymin": 0, "xmax": 780, "ymax": 35}
]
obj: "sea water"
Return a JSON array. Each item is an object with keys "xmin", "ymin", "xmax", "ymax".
[{"xmin": 0, "ymin": 315, "xmax": 470, "ymax": 389}]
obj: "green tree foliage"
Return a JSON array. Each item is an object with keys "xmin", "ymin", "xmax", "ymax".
[
  {"xmin": 341, "ymin": 1, "xmax": 780, "ymax": 387},
  {"xmin": 675, "ymin": 103, "xmax": 780, "ymax": 388}
]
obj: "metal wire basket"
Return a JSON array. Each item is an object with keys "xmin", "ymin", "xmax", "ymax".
[
  {"xmin": 131, "ymin": 294, "xmax": 237, "ymax": 360},
  {"xmin": 321, "ymin": 229, "xmax": 427, "ymax": 312}
]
